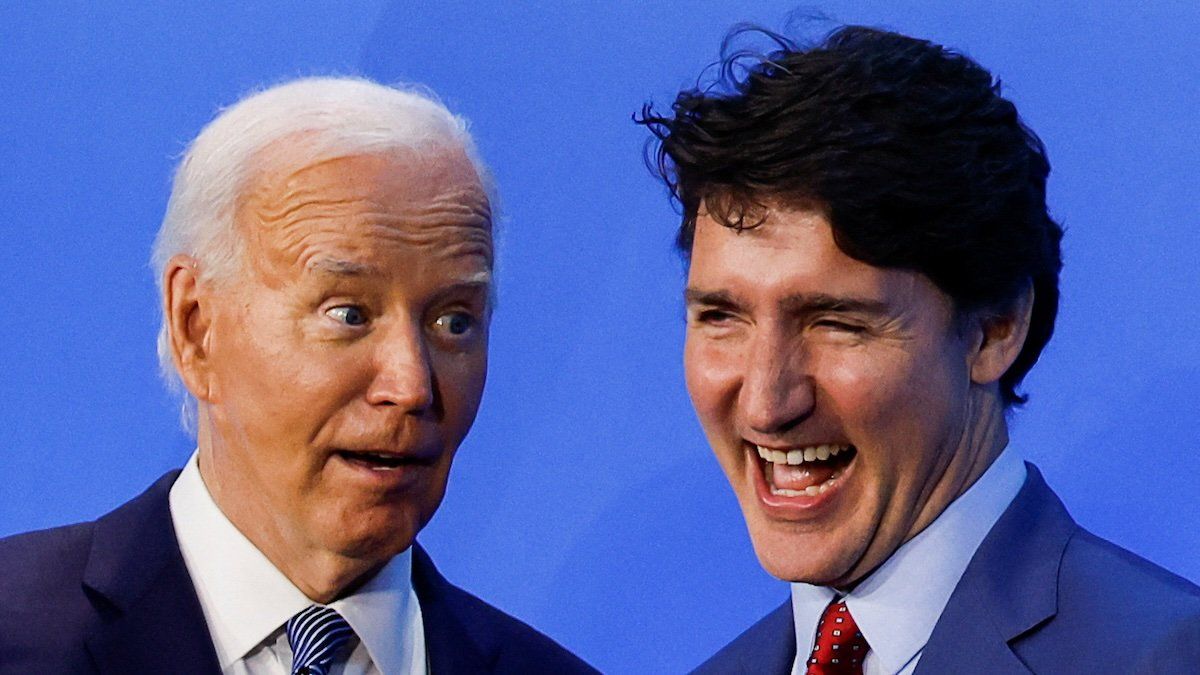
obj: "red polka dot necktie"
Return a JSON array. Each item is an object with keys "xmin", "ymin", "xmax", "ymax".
[{"xmin": 805, "ymin": 600, "xmax": 870, "ymax": 675}]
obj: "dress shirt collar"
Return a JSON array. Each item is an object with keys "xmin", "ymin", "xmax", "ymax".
[
  {"xmin": 169, "ymin": 451, "xmax": 424, "ymax": 674},
  {"xmin": 790, "ymin": 445, "xmax": 1027, "ymax": 674}
]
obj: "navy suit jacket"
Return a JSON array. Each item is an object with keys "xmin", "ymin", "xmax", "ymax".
[
  {"xmin": 694, "ymin": 465, "xmax": 1200, "ymax": 674},
  {"xmin": 0, "ymin": 471, "xmax": 597, "ymax": 674}
]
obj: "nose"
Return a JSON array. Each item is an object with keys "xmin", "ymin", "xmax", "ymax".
[
  {"xmin": 365, "ymin": 323, "xmax": 436, "ymax": 413},
  {"xmin": 739, "ymin": 327, "xmax": 814, "ymax": 435}
]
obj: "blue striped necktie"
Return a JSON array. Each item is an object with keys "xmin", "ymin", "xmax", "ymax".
[{"xmin": 286, "ymin": 605, "xmax": 355, "ymax": 675}]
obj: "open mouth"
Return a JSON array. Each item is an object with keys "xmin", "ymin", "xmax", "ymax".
[
  {"xmin": 334, "ymin": 449, "xmax": 431, "ymax": 471},
  {"xmin": 755, "ymin": 443, "xmax": 857, "ymax": 497}
]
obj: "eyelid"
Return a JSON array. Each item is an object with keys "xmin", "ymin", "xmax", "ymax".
[
  {"xmin": 324, "ymin": 303, "xmax": 370, "ymax": 326},
  {"xmin": 688, "ymin": 306, "xmax": 742, "ymax": 331},
  {"xmin": 813, "ymin": 317, "xmax": 866, "ymax": 332},
  {"xmin": 433, "ymin": 310, "xmax": 472, "ymax": 323}
]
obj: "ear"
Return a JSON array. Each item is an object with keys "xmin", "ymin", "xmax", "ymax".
[
  {"xmin": 969, "ymin": 284, "xmax": 1035, "ymax": 386},
  {"xmin": 164, "ymin": 254, "xmax": 217, "ymax": 402}
]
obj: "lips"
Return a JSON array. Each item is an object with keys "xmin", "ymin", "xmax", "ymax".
[{"xmin": 333, "ymin": 448, "xmax": 436, "ymax": 471}]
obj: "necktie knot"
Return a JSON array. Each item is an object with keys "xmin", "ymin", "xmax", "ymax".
[
  {"xmin": 806, "ymin": 600, "xmax": 870, "ymax": 675},
  {"xmin": 286, "ymin": 605, "xmax": 355, "ymax": 675}
]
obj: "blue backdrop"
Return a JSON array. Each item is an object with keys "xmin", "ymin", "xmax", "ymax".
[{"xmin": 2, "ymin": 3, "xmax": 1198, "ymax": 672}]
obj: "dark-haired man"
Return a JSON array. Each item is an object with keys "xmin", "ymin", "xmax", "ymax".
[{"xmin": 639, "ymin": 26, "xmax": 1200, "ymax": 674}]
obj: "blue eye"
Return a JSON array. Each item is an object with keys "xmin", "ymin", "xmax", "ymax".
[
  {"xmin": 434, "ymin": 312, "xmax": 473, "ymax": 336},
  {"xmin": 327, "ymin": 306, "xmax": 368, "ymax": 326}
]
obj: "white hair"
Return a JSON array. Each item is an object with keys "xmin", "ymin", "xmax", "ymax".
[{"xmin": 150, "ymin": 76, "xmax": 495, "ymax": 431}]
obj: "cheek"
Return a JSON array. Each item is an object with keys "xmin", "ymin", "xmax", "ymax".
[
  {"xmin": 818, "ymin": 353, "xmax": 895, "ymax": 422},
  {"xmin": 683, "ymin": 337, "xmax": 733, "ymax": 424},
  {"xmin": 434, "ymin": 350, "xmax": 488, "ymax": 427},
  {"xmin": 817, "ymin": 352, "xmax": 930, "ymax": 462},
  {"xmin": 218, "ymin": 342, "xmax": 372, "ymax": 441},
  {"xmin": 820, "ymin": 348, "xmax": 965, "ymax": 471}
]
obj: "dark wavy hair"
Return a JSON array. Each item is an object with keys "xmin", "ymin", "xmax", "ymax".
[{"xmin": 636, "ymin": 25, "xmax": 1063, "ymax": 406}]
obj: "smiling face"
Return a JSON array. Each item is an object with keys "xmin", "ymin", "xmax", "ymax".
[
  {"xmin": 173, "ymin": 148, "xmax": 491, "ymax": 596},
  {"xmin": 684, "ymin": 205, "xmax": 1009, "ymax": 587}
]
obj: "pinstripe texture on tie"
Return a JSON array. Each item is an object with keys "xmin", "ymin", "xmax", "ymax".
[{"xmin": 286, "ymin": 605, "xmax": 355, "ymax": 675}]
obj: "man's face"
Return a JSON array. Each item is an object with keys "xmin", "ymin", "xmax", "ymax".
[
  {"xmin": 684, "ymin": 205, "xmax": 987, "ymax": 587},
  {"xmin": 198, "ymin": 149, "xmax": 491, "ymax": 574}
]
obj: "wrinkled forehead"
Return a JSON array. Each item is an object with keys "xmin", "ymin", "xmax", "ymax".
[
  {"xmin": 243, "ymin": 133, "xmax": 490, "ymax": 212},
  {"xmin": 232, "ymin": 139, "xmax": 493, "ymax": 265}
]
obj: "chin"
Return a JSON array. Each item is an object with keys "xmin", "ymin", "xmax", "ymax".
[
  {"xmin": 748, "ymin": 524, "xmax": 863, "ymax": 586},
  {"xmin": 328, "ymin": 529, "xmax": 417, "ymax": 567},
  {"xmin": 323, "ymin": 504, "xmax": 428, "ymax": 562}
]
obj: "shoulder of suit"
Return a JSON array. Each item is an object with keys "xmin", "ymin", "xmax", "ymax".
[
  {"xmin": 0, "ymin": 472, "xmax": 178, "ymax": 636},
  {"xmin": 431, "ymin": 579, "xmax": 600, "ymax": 673},
  {"xmin": 0, "ymin": 518, "xmax": 96, "ymax": 605},
  {"xmin": 691, "ymin": 599, "xmax": 793, "ymax": 674},
  {"xmin": 0, "ymin": 517, "xmax": 100, "ymax": 670},
  {"xmin": 1059, "ymin": 526, "xmax": 1200, "ymax": 617},
  {"xmin": 1012, "ymin": 526, "xmax": 1200, "ymax": 672}
]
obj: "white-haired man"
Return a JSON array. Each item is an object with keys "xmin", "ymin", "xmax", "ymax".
[{"xmin": 0, "ymin": 77, "xmax": 595, "ymax": 675}]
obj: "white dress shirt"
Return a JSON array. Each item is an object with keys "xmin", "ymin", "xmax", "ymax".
[
  {"xmin": 790, "ymin": 446, "xmax": 1027, "ymax": 675},
  {"xmin": 169, "ymin": 452, "xmax": 428, "ymax": 675}
]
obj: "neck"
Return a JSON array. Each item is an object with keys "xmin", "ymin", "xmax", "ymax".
[
  {"xmin": 910, "ymin": 387, "xmax": 1010, "ymax": 546},
  {"xmin": 833, "ymin": 387, "xmax": 1010, "ymax": 590}
]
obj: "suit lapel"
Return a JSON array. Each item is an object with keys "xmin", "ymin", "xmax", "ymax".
[
  {"xmin": 411, "ymin": 544, "xmax": 494, "ymax": 673},
  {"xmin": 81, "ymin": 471, "xmax": 221, "ymax": 675},
  {"xmin": 691, "ymin": 599, "xmax": 795, "ymax": 675},
  {"xmin": 736, "ymin": 601, "xmax": 796, "ymax": 675},
  {"xmin": 916, "ymin": 464, "xmax": 1076, "ymax": 674}
]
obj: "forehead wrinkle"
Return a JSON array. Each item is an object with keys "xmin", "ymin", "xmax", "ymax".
[
  {"xmin": 251, "ymin": 194, "xmax": 492, "ymax": 266},
  {"xmin": 238, "ymin": 156, "xmax": 493, "ymax": 275},
  {"xmin": 283, "ymin": 222, "xmax": 493, "ymax": 274},
  {"xmin": 257, "ymin": 184, "xmax": 490, "ymax": 240},
  {"xmin": 391, "ymin": 191, "xmax": 492, "ymax": 237},
  {"xmin": 241, "ymin": 154, "xmax": 373, "ymax": 225}
]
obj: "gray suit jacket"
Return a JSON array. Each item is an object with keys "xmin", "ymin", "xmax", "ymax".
[{"xmin": 693, "ymin": 464, "xmax": 1200, "ymax": 674}]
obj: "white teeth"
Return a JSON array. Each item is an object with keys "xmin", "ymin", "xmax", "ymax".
[
  {"xmin": 768, "ymin": 472, "xmax": 842, "ymax": 498},
  {"xmin": 756, "ymin": 444, "xmax": 852, "ymax": 465}
]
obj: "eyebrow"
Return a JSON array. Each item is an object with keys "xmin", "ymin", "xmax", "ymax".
[
  {"xmin": 306, "ymin": 258, "xmax": 381, "ymax": 277},
  {"xmin": 685, "ymin": 288, "xmax": 889, "ymax": 316},
  {"xmin": 684, "ymin": 288, "xmax": 741, "ymax": 308},
  {"xmin": 311, "ymin": 259, "xmax": 493, "ymax": 301},
  {"xmin": 780, "ymin": 293, "xmax": 890, "ymax": 316}
]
